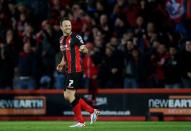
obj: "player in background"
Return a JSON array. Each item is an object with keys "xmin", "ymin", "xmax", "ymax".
[{"xmin": 57, "ymin": 17, "xmax": 100, "ymax": 128}]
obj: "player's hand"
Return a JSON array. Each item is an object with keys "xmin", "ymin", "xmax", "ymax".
[
  {"xmin": 56, "ymin": 63, "xmax": 66, "ymax": 72},
  {"xmin": 79, "ymin": 45, "xmax": 88, "ymax": 53}
]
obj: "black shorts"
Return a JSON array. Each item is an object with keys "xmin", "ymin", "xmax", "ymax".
[{"xmin": 64, "ymin": 73, "xmax": 83, "ymax": 90}]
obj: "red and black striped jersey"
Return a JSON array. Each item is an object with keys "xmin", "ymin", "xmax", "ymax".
[{"xmin": 59, "ymin": 33, "xmax": 84, "ymax": 73}]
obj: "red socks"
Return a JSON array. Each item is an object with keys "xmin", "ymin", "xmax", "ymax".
[
  {"xmin": 72, "ymin": 98, "xmax": 94, "ymax": 123},
  {"xmin": 79, "ymin": 98, "xmax": 94, "ymax": 114},
  {"xmin": 72, "ymin": 101, "xmax": 84, "ymax": 123}
]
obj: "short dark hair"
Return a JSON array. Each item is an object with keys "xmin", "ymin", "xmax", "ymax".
[{"xmin": 60, "ymin": 17, "xmax": 70, "ymax": 25}]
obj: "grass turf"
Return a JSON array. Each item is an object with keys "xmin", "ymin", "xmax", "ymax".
[{"xmin": 0, "ymin": 121, "xmax": 190, "ymax": 131}]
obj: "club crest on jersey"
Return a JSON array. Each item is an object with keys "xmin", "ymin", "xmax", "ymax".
[{"xmin": 60, "ymin": 44, "xmax": 70, "ymax": 51}]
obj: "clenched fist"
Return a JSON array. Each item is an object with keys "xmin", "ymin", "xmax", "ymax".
[
  {"xmin": 56, "ymin": 63, "xmax": 67, "ymax": 72},
  {"xmin": 79, "ymin": 45, "xmax": 88, "ymax": 53}
]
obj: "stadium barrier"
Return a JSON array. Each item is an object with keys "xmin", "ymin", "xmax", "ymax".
[{"xmin": 0, "ymin": 89, "xmax": 191, "ymax": 121}]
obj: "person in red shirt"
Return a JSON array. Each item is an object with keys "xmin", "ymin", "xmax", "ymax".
[{"xmin": 57, "ymin": 17, "xmax": 100, "ymax": 128}]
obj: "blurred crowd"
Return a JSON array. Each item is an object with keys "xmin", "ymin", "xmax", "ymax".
[{"xmin": 0, "ymin": 0, "xmax": 191, "ymax": 89}]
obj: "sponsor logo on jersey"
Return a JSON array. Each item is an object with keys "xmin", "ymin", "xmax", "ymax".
[{"xmin": 76, "ymin": 35, "xmax": 84, "ymax": 44}]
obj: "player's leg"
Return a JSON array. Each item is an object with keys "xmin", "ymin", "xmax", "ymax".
[
  {"xmin": 75, "ymin": 95, "xmax": 100, "ymax": 124},
  {"xmin": 64, "ymin": 89, "xmax": 85, "ymax": 127},
  {"xmin": 72, "ymin": 73, "xmax": 94, "ymax": 114},
  {"xmin": 73, "ymin": 73, "xmax": 100, "ymax": 124},
  {"xmin": 64, "ymin": 73, "xmax": 85, "ymax": 127},
  {"xmin": 79, "ymin": 98, "xmax": 100, "ymax": 124},
  {"xmin": 78, "ymin": 98, "xmax": 94, "ymax": 114}
]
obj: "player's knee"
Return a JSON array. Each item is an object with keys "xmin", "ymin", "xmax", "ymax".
[
  {"xmin": 64, "ymin": 91, "xmax": 69, "ymax": 100},
  {"xmin": 64, "ymin": 89, "xmax": 76, "ymax": 100}
]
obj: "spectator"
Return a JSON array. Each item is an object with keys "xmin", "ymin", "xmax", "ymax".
[
  {"xmin": 36, "ymin": 20, "xmax": 57, "ymax": 88},
  {"xmin": 98, "ymin": 45, "xmax": 123, "ymax": 88},
  {"xmin": 98, "ymin": 14, "xmax": 111, "ymax": 40},
  {"xmin": 180, "ymin": 40, "xmax": 191, "ymax": 88},
  {"xmin": 164, "ymin": 46, "xmax": 182, "ymax": 88},
  {"xmin": 134, "ymin": 15, "xmax": 145, "ymax": 37},
  {"xmin": 13, "ymin": 42, "xmax": 37, "ymax": 89},
  {"xmin": 123, "ymin": 39, "xmax": 147, "ymax": 88},
  {"xmin": 0, "ymin": 29, "xmax": 18, "ymax": 89},
  {"xmin": 151, "ymin": 43, "xmax": 169, "ymax": 88},
  {"xmin": 113, "ymin": 17, "xmax": 127, "ymax": 38}
]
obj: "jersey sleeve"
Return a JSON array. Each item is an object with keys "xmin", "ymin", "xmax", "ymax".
[{"xmin": 75, "ymin": 35, "xmax": 84, "ymax": 46}]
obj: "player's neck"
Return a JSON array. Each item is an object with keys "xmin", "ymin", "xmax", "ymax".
[{"xmin": 63, "ymin": 32, "xmax": 72, "ymax": 36}]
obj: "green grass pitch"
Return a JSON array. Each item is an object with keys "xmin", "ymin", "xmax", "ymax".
[{"xmin": 0, "ymin": 121, "xmax": 190, "ymax": 131}]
